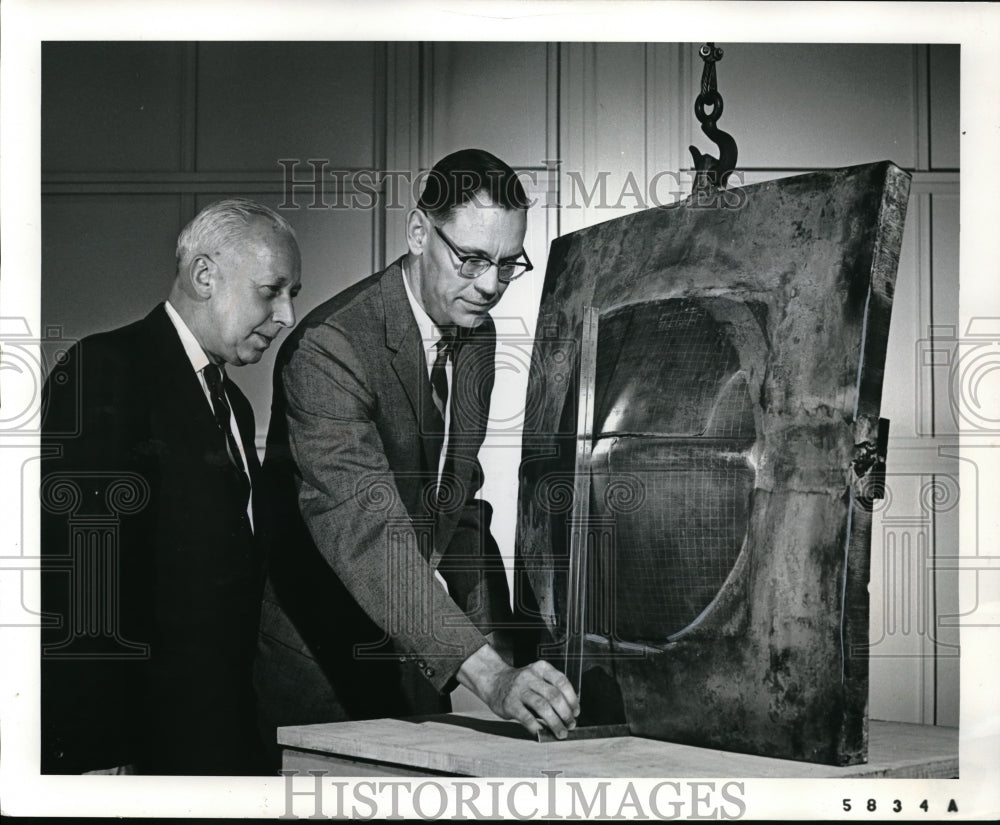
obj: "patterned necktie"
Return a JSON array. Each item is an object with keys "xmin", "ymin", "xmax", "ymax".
[
  {"xmin": 431, "ymin": 332, "xmax": 457, "ymax": 503},
  {"xmin": 430, "ymin": 332, "xmax": 454, "ymax": 419},
  {"xmin": 203, "ymin": 363, "xmax": 251, "ymax": 504}
]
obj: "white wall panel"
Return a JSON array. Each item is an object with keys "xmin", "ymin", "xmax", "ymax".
[
  {"xmin": 718, "ymin": 43, "xmax": 919, "ymax": 170},
  {"xmin": 881, "ymin": 196, "xmax": 924, "ymax": 440},
  {"xmin": 591, "ymin": 43, "xmax": 650, "ymax": 206},
  {"xmin": 560, "ymin": 42, "xmax": 675, "ymax": 234},
  {"xmin": 930, "ymin": 192, "xmax": 962, "ymax": 437},
  {"xmin": 429, "ymin": 42, "xmax": 549, "ymax": 167},
  {"xmin": 928, "ymin": 459, "xmax": 961, "ymax": 727},
  {"xmin": 869, "ymin": 472, "xmax": 934, "ymax": 723}
]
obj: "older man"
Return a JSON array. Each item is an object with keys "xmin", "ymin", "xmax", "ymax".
[
  {"xmin": 40, "ymin": 199, "xmax": 301, "ymax": 775},
  {"xmin": 256, "ymin": 149, "xmax": 578, "ymax": 764}
]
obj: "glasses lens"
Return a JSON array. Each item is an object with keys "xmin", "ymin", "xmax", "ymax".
[
  {"xmin": 498, "ymin": 263, "xmax": 521, "ymax": 282},
  {"xmin": 459, "ymin": 258, "xmax": 491, "ymax": 278},
  {"xmin": 455, "ymin": 255, "xmax": 530, "ymax": 282}
]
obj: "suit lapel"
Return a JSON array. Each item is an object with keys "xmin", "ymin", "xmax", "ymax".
[
  {"xmin": 144, "ymin": 304, "xmax": 258, "ymax": 492},
  {"xmin": 142, "ymin": 305, "xmax": 219, "ymax": 446},
  {"xmin": 380, "ymin": 263, "xmax": 496, "ymax": 566},
  {"xmin": 382, "ymin": 262, "xmax": 443, "ymax": 480}
]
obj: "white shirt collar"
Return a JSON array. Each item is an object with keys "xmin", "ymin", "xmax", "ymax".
[
  {"xmin": 400, "ymin": 261, "xmax": 444, "ymax": 363},
  {"xmin": 164, "ymin": 300, "xmax": 212, "ymax": 375},
  {"xmin": 164, "ymin": 301, "xmax": 254, "ymax": 528}
]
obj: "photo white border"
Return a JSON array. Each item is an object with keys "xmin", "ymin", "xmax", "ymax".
[{"xmin": 2, "ymin": 0, "xmax": 998, "ymax": 819}]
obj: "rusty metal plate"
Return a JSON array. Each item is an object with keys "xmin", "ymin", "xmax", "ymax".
[{"xmin": 516, "ymin": 161, "xmax": 910, "ymax": 765}]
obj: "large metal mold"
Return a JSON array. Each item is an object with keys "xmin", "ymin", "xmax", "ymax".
[{"xmin": 516, "ymin": 161, "xmax": 910, "ymax": 765}]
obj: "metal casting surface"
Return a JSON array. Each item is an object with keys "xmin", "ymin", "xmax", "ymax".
[{"xmin": 516, "ymin": 161, "xmax": 911, "ymax": 765}]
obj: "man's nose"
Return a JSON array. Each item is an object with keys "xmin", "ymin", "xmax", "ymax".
[
  {"xmin": 473, "ymin": 265, "xmax": 502, "ymax": 298},
  {"xmin": 273, "ymin": 293, "xmax": 296, "ymax": 327}
]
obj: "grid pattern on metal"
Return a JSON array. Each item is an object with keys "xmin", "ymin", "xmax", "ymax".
[
  {"xmin": 592, "ymin": 445, "xmax": 755, "ymax": 640},
  {"xmin": 587, "ymin": 299, "xmax": 759, "ymax": 641},
  {"xmin": 594, "ymin": 300, "xmax": 755, "ymax": 441}
]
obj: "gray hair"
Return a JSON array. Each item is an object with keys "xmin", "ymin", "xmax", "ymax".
[{"xmin": 176, "ymin": 198, "xmax": 298, "ymax": 271}]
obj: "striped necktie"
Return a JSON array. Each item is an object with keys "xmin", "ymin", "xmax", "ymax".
[
  {"xmin": 203, "ymin": 363, "xmax": 251, "ymax": 504},
  {"xmin": 431, "ymin": 332, "xmax": 458, "ymax": 504},
  {"xmin": 430, "ymin": 332, "xmax": 454, "ymax": 418}
]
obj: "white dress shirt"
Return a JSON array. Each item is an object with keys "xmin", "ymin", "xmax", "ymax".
[{"xmin": 164, "ymin": 300, "xmax": 254, "ymax": 531}]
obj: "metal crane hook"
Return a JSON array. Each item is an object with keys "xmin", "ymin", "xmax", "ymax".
[{"xmin": 689, "ymin": 43, "xmax": 739, "ymax": 197}]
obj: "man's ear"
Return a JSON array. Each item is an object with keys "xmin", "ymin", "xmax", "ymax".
[
  {"xmin": 405, "ymin": 208, "xmax": 428, "ymax": 256},
  {"xmin": 188, "ymin": 254, "xmax": 216, "ymax": 299}
]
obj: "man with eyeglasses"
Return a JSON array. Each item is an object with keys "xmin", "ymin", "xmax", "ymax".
[{"xmin": 255, "ymin": 149, "xmax": 579, "ymax": 766}]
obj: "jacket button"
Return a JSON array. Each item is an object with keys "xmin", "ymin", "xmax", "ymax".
[
  {"xmin": 398, "ymin": 656, "xmax": 407, "ymax": 663},
  {"xmin": 416, "ymin": 659, "xmax": 426, "ymax": 668},
  {"xmin": 425, "ymin": 667, "xmax": 435, "ymax": 678}
]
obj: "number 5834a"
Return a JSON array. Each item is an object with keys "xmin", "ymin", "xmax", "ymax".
[{"xmin": 843, "ymin": 799, "xmax": 955, "ymax": 814}]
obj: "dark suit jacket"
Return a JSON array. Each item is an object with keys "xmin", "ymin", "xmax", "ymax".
[
  {"xmin": 40, "ymin": 304, "xmax": 266, "ymax": 775},
  {"xmin": 255, "ymin": 259, "xmax": 512, "ymax": 752}
]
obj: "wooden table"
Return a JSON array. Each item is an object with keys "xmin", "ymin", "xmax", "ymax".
[{"xmin": 279, "ymin": 711, "xmax": 958, "ymax": 778}]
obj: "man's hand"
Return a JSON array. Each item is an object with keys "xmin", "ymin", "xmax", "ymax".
[{"xmin": 457, "ymin": 644, "xmax": 580, "ymax": 739}]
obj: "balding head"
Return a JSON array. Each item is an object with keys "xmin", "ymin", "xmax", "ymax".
[{"xmin": 170, "ymin": 199, "xmax": 302, "ymax": 366}]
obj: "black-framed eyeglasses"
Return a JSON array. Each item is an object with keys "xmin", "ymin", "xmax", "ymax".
[{"xmin": 430, "ymin": 222, "xmax": 533, "ymax": 284}]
